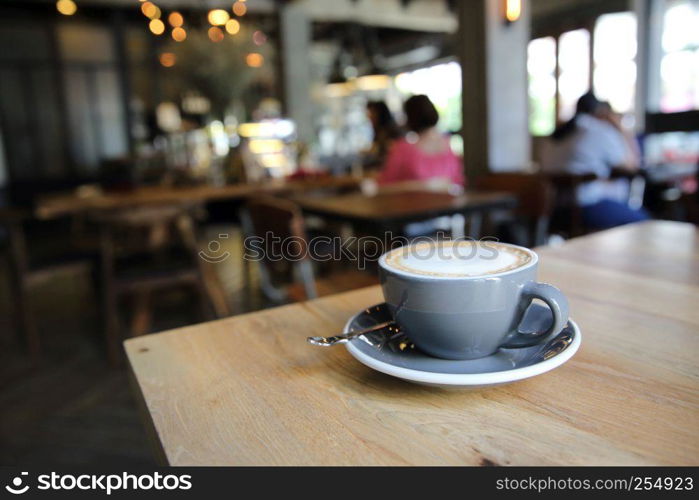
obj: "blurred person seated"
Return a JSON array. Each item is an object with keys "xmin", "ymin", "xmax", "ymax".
[
  {"xmin": 364, "ymin": 100, "xmax": 402, "ymax": 168},
  {"xmin": 376, "ymin": 95, "xmax": 464, "ymax": 237},
  {"xmin": 377, "ymin": 95, "xmax": 464, "ymax": 188},
  {"xmin": 542, "ymin": 92, "xmax": 649, "ymax": 230}
]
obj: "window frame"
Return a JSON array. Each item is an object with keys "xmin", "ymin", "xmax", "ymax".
[
  {"xmin": 644, "ymin": 0, "xmax": 699, "ymax": 133},
  {"xmin": 530, "ymin": 0, "xmax": 630, "ymax": 131}
]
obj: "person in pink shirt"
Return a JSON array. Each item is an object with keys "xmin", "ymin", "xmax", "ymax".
[{"xmin": 377, "ymin": 94, "xmax": 464, "ymax": 187}]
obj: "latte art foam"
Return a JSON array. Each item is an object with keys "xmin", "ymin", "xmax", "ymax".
[{"xmin": 383, "ymin": 241, "xmax": 533, "ymax": 278}]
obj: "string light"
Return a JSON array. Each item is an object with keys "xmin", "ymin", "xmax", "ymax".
[
  {"xmin": 159, "ymin": 52, "xmax": 176, "ymax": 67},
  {"xmin": 208, "ymin": 26, "xmax": 225, "ymax": 43},
  {"xmin": 232, "ymin": 1, "xmax": 247, "ymax": 16},
  {"xmin": 141, "ymin": 2, "xmax": 160, "ymax": 19},
  {"xmin": 56, "ymin": 0, "xmax": 77, "ymax": 16},
  {"xmin": 208, "ymin": 9, "xmax": 230, "ymax": 26},
  {"xmin": 225, "ymin": 19, "xmax": 240, "ymax": 35},
  {"xmin": 141, "ymin": 2, "xmax": 153, "ymax": 17},
  {"xmin": 168, "ymin": 12, "xmax": 183, "ymax": 27},
  {"xmin": 246, "ymin": 53, "xmax": 264, "ymax": 67},
  {"xmin": 149, "ymin": 18, "xmax": 165, "ymax": 35},
  {"xmin": 172, "ymin": 27, "xmax": 187, "ymax": 42},
  {"xmin": 135, "ymin": 0, "xmax": 250, "ymax": 52},
  {"xmin": 252, "ymin": 30, "xmax": 267, "ymax": 46}
]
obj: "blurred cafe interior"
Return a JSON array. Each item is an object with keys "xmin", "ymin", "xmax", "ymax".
[{"xmin": 0, "ymin": 0, "xmax": 698, "ymax": 466}]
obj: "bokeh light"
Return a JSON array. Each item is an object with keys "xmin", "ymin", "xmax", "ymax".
[
  {"xmin": 246, "ymin": 53, "xmax": 264, "ymax": 68},
  {"xmin": 141, "ymin": 2, "xmax": 160, "ymax": 19},
  {"xmin": 172, "ymin": 27, "xmax": 187, "ymax": 42},
  {"xmin": 232, "ymin": 2, "xmax": 247, "ymax": 16},
  {"xmin": 149, "ymin": 18, "xmax": 165, "ymax": 35},
  {"xmin": 252, "ymin": 30, "xmax": 267, "ymax": 46},
  {"xmin": 208, "ymin": 9, "xmax": 230, "ymax": 26},
  {"xmin": 168, "ymin": 12, "xmax": 183, "ymax": 27},
  {"xmin": 159, "ymin": 52, "xmax": 176, "ymax": 68},
  {"xmin": 208, "ymin": 26, "xmax": 225, "ymax": 43},
  {"xmin": 56, "ymin": 0, "xmax": 77, "ymax": 16},
  {"xmin": 225, "ymin": 19, "xmax": 240, "ymax": 35}
]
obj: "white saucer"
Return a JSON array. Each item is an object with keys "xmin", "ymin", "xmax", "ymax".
[{"xmin": 344, "ymin": 303, "xmax": 581, "ymax": 389}]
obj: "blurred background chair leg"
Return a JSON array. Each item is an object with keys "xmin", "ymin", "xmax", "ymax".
[
  {"xmin": 104, "ymin": 287, "xmax": 121, "ymax": 367},
  {"xmin": 467, "ymin": 212, "xmax": 483, "ymax": 239},
  {"xmin": 13, "ymin": 280, "xmax": 41, "ymax": 362},
  {"xmin": 295, "ymin": 259, "xmax": 318, "ymax": 300},
  {"xmin": 196, "ymin": 282, "xmax": 212, "ymax": 321},
  {"xmin": 534, "ymin": 216, "xmax": 550, "ymax": 247},
  {"xmin": 100, "ymin": 226, "xmax": 121, "ymax": 366},
  {"xmin": 130, "ymin": 290, "xmax": 152, "ymax": 337},
  {"xmin": 198, "ymin": 262, "xmax": 231, "ymax": 318},
  {"xmin": 7, "ymin": 220, "xmax": 41, "ymax": 361},
  {"xmin": 450, "ymin": 214, "xmax": 466, "ymax": 239},
  {"xmin": 256, "ymin": 260, "xmax": 287, "ymax": 303}
]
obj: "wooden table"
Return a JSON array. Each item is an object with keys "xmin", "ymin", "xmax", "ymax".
[
  {"xmin": 291, "ymin": 189, "xmax": 516, "ymax": 237},
  {"xmin": 34, "ymin": 175, "xmax": 362, "ymax": 219},
  {"xmin": 126, "ymin": 221, "xmax": 699, "ymax": 465}
]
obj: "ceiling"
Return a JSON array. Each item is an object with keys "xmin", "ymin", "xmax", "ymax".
[{"xmin": 25, "ymin": 0, "xmax": 458, "ymax": 32}]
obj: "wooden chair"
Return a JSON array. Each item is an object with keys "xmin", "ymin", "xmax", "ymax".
[
  {"xmin": 475, "ymin": 173, "xmax": 554, "ymax": 247},
  {"xmin": 0, "ymin": 208, "xmax": 99, "ymax": 361},
  {"xmin": 96, "ymin": 202, "xmax": 224, "ymax": 365},
  {"xmin": 243, "ymin": 196, "xmax": 377, "ymax": 303},
  {"xmin": 542, "ymin": 173, "xmax": 596, "ymax": 238},
  {"xmin": 544, "ymin": 170, "xmax": 645, "ymax": 237}
]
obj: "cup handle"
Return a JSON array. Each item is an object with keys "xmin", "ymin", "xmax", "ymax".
[{"xmin": 500, "ymin": 281, "xmax": 569, "ymax": 349}]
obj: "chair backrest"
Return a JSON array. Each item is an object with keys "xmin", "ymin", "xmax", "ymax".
[
  {"xmin": 475, "ymin": 173, "xmax": 554, "ymax": 219},
  {"xmin": 244, "ymin": 196, "xmax": 319, "ymax": 300},
  {"xmin": 543, "ymin": 172, "xmax": 598, "ymax": 188},
  {"xmin": 93, "ymin": 202, "xmax": 202, "ymax": 257},
  {"xmin": 540, "ymin": 172, "xmax": 600, "ymax": 237},
  {"xmin": 246, "ymin": 196, "xmax": 308, "ymax": 262}
]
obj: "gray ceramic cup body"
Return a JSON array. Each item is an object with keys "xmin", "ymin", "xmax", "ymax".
[{"xmin": 379, "ymin": 244, "xmax": 569, "ymax": 360}]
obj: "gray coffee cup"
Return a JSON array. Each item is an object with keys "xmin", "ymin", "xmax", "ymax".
[{"xmin": 378, "ymin": 241, "xmax": 569, "ymax": 360}]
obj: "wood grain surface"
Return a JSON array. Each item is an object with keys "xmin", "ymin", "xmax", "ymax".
[
  {"xmin": 125, "ymin": 221, "xmax": 699, "ymax": 465},
  {"xmin": 291, "ymin": 189, "xmax": 515, "ymax": 223},
  {"xmin": 34, "ymin": 176, "xmax": 362, "ymax": 219}
]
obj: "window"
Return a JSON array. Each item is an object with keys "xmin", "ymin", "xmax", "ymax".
[
  {"xmin": 593, "ymin": 12, "xmax": 637, "ymax": 115},
  {"xmin": 558, "ymin": 29, "xmax": 591, "ymax": 121},
  {"xmin": 527, "ymin": 11, "xmax": 637, "ymax": 136},
  {"xmin": 644, "ymin": 0, "xmax": 699, "ymax": 160},
  {"xmin": 394, "ymin": 61, "xmax": 462, "ymax": 133},
  {"xmin": 527, "ymin": 36, "xmax": 556, "ymax": 136},
  {"xmin": 644, "ymin": 131, "xmax": 699, "ymax": 165},
  {"xmin": 654, "ymin": 0, "xmax": 699, "ymax": 112},
  {"xmin": 527, "ymin": 28, "xmax": 593, "ymax": 136},
  {"xmin": 58, "ymin": 23, "xmax": 128, "ymax": 169},
  {"xmin": 394, "ymin": 61, "xmax": 463, "ymax": 153}
]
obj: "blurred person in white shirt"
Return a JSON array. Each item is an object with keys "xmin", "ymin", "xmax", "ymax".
[{"xmin": 542, "ymin": 92, "xmax": 649, "ymax": 229}]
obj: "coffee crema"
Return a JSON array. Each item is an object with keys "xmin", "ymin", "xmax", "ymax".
[{"xmin": 382, "ymin": 241, "xmax": 533, "ymax": 278}]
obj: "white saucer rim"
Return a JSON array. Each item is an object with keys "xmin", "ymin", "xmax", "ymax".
[{"xmin": 343, "ymin": 309, "xmax": 581, "ymax": 386}]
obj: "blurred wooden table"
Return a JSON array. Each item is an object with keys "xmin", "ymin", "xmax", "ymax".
[
  {"xmin": 292, "ymin": 189, "xmax": 516, "ymax": 236},
  {"xmin": 34, "ymin": 176, "xmax": 362, "ymax": 219},
  {"xmin": 126, "ymin": 221, "xmax": 699, "ymax": 465}
]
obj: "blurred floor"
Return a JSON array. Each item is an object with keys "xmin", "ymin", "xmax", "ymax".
[{"xmin": 0, "ymin": 224, "xmax": 267, "ymax": 466}]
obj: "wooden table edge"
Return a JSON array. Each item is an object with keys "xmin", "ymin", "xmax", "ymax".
[{"xmin": 294, "ymin": 192, "xmax": 518, "ymax": 224}]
